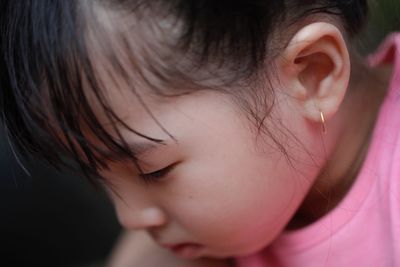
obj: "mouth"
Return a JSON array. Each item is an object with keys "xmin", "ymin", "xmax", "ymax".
[{"xmin": 160, "ymin": 243, "xmax": 204, "ymax": 259}]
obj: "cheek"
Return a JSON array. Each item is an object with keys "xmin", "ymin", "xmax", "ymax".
[{"xmin": 167, "ymin": 151, "xmax": 313, "ymax": 254}]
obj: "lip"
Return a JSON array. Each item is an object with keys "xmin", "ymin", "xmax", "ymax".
[{"xmin": 161, "ymin": 243, "xmax": 203, "ymax": 259}]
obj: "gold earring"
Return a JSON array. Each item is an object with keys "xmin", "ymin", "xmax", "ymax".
[{"xmin": 320, "ymin": 111, "xmax": 327, "ymax": 134}]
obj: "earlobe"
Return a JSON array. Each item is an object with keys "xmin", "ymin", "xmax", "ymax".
[{"xmin": 278, "ymin": 22, "xmax": 350, "ymax": 123}]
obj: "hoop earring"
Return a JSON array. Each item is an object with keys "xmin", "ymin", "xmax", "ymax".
[{"xmin": 320, "ymin": 111, "xmax": 327, "ymax": 134}]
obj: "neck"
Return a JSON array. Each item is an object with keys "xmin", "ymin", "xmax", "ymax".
[{"xmin": 287, "ymin": 59, "xmax": 393, "ymax": 230}]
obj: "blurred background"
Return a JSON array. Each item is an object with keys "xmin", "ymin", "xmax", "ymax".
[
  {"xmin": 0, "ymin": 0, "xmax": 399, "ymax": 266},
  {"xmin": 0, "ymin": 127, "xmax": 120, "ymax": 267},
  {"xmin": 359, "ymin": 0, "xmax": 400, "ymax": 53}
]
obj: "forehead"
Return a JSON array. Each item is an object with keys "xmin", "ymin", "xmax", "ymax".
[
  {"xmin": 81, "ymin": 22, "xmax": 228, "ymax": 139},
  {"xmin": 85, "ymin": 74, "xmax": 233, "ymax": 140},
  {"xmin": 86, "ymin": 77, "xmax": 169, "ymax": 139},
  {"xmin": 64, "ymin": 2, "xmax": 254, "ymax": 160}
]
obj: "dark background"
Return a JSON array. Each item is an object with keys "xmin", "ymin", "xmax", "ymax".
[
  {"xmin": 0, "ymin": 1, "xmax": 398, "ymax": 266},
  {"xmin": 0, "ymin": 126, "xmax": 120, "ymax": 267}
]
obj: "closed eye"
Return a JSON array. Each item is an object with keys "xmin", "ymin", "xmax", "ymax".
[{"xmin": 139, "ymin": 163, "xmax": 177, "ymax": 184}]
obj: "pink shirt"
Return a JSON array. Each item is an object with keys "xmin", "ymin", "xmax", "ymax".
[{"xmin": 235, "ymin": 33, "xmax": 400, "ymax": 267}]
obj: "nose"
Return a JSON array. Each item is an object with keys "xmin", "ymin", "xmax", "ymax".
[{"xmin": 115, "ymin": 204, "xmax": 168, "ymax": 231}]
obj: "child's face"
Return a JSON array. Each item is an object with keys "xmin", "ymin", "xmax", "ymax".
[{"xmin": 96, "ymin": 81, "xmax": 320, "ymax": 259}]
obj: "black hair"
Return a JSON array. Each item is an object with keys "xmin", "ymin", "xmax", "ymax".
[{"xmin": 0, "ymin": 0, "xmax": 368, "ymax": 184}]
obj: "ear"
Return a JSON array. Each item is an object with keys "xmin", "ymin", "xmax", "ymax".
[{"xmin": 277, "ymin": 22, "xmax": 350, "ymax": 122}]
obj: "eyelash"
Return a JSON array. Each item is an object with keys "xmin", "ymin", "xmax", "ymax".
[{"xmin": 139, "ymin": 164, "xmax": 175, "ymax": 184}]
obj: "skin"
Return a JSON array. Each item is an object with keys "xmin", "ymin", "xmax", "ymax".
[
  {"xmin": 86, "ymin": 21, "xmax": 391, "ymax": 266},
  {"xmin": 102, "ymin": 86, "xmax": 320, "ymax": 258}
]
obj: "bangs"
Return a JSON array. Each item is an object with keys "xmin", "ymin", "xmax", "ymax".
[
  {"xmin": 0, "ymin": 1, "xmax": 190, "ymax": 183},
  {"xmin": 2, "ymin": 0, "xmax": 357, "ymax": 183},
  {"xmin": 2, "ymin": 0, "xmax": 257, "ymax": 184},
  {"xmin": 0, "ymin": 0, "xmax": 370, "ymax": 185}
]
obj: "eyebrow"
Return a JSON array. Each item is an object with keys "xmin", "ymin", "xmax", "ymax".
[
  {"xmin": 128, "ymin": 141, "xmax": 164, "ymax": 157},
  {"xmin": 101, "ymin": 140, "xmax": 166, "ymax": 159}
]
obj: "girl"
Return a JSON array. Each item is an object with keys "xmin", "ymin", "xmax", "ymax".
[{"xmin": 0, "ymin": 0, "xmax": 399, "ymax": 266}]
